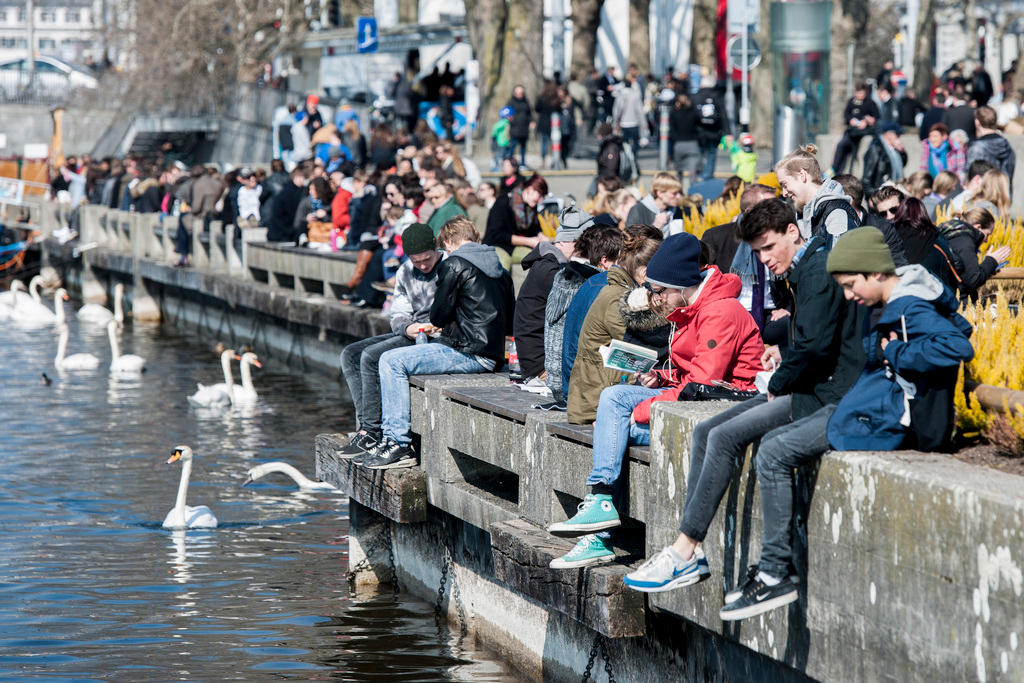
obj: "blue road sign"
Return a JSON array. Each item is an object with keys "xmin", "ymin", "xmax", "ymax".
[{"xmin": 357, "ymin": 17, "xmax": 378, "ymax": 53}]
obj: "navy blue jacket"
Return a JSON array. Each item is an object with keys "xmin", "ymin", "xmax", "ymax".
[{"xmin": 828, "ymin": 265, "xmax": 974, "ymax": 452}]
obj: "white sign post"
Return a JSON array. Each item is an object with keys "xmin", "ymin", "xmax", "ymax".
[{"xmin": 727, "ymin": 0, "xmax": 760, "ymax": 130}]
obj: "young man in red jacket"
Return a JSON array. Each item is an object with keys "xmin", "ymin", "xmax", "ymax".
[{"xmin": 545, "ymin": 232, "xmax": 764, "ymax": 568}]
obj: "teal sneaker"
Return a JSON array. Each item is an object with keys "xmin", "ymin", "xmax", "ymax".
[
  {"xmin": 546, "ymin": 494, "xmax": 620, "ymax": 537},
  {"xmin": 549, "ymin": 534, "xmax": 615, "ymax": 569}
]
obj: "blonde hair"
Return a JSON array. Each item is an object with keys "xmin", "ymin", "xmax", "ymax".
[
  {"xmin": 974, "ymin": 170, "xmax": 1011, "ymax": 215},
  {"xmin": 774, "ymin": 144, "xmax": 822, "ymax": 182},
  {"xmin": 959, "ymin": 206, "xmax": 996, "ymax": 233},
  {"xmin": 932, "ymin": 170, "xmax": 959, "ymax": 197},
  {"xmin": 903, "ymin": 171, "xmax": 933, "ymax": 199},
  {"xmin": 651, "ymin": 171, "xmax": 682, "ymax": 195},
  {"xmin": 437, "ymin": 215, "xmax": 480, "ymax": 247},
  {"xmin": 610, "ymin": 188, "xmax": 636, "ymax": 212}
]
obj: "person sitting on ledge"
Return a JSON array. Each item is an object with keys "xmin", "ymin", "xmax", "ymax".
[
  {"xmin": 546, "ymin": 232, "xmax": 765, "ymax": 569},
  {"xmin": 338, "ymin": 222, "xmax": 443, "ymax": 457},
  {"xmin": 621, "ymin": 198, "xmax": 865, "ymax": 618},
  {"xmin": 718, "ymin": 227, "xmax": 970, "ymax": 621},
  {"xmin": 356, "ymin": 216, "xmax": 514, "ymax": 470}
]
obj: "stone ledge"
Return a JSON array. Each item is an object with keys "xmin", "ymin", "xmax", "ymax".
[
  {"xmin": 490, "ymin": 518, "xmax": 646, "ymax": 639},
  {"xmin": 315, "ymin": 433, "xmax": 427, "ymax": 523}
]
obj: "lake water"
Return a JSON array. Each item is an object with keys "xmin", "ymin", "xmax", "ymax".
[{"xmin": 0, "ymin": 314, "xmax": 517, "ymax": 681}]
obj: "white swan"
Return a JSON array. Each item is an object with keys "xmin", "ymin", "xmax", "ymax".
[
  {"xmin": 78, "ymin": 283, "xmax": 124, "ymax": 326},
  {"xmin": 10, "ymin": 281, "xmax": 59, "ymax": 327},
  {"xmin": 0, "ymin": 279, "xmax": 32, "ymax": 308},
  {"xmin": 107, "ymin": 319, "xmax": 146, "ymax": 374},
  {"xmin": 188, "ymin": 348, "xmax": 236, "ymax": 408},
  {"xmin": 243, "ymin": 462, "xmax": 337, "ymax": 490},
  {"xmin": 231, "ymin": 352, "xmax": 262, "ymax": 404},
  {"xmin": 55, "ymin": 323, "xmax": 100, "ymax": 370},
  {"xmin": 162, "ymin": 445, "xmax": 218, "ymax": 529}
]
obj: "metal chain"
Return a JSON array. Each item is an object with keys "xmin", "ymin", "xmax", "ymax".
[
  {"xmin": 581, "ymin": 634, "xmax": 616, "ymax": 683},
  {"xmin": 433, "ymin": 542, "xmax": 468, "ymax": 636},
  {"xmin": 384, "ymin": 519, "xmax": 399, "ymax": 597},
  {"xmin": 346, "ymin": 526, "xmax": 388, "ymax": 582}
]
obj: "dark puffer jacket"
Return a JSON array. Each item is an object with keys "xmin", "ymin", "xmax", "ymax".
[
  {"xmin": 768, "ymin": 236, "xmax": 866, "ymax": 420},
  {"xmin": 430, "ymin": 242, "xmax": 515, "ymax": 365},
  {"xmin": 966, "ymin": 134, "xmax": 1016, "ymax": 181}
]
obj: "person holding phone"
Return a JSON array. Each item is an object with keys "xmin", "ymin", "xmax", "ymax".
[{"xmin": 937, "ymin": 206, "xmax": 1010, "ymax": 302}]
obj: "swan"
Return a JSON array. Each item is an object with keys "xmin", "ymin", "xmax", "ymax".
[
  {"xmin": 243, "ymin": 462, "xmax": 337, "ymax": 490},
  {"xmin": 9, "ymin": 281, "xmax": 59, "ymax": 327},
  {"xmin": 55, "ymin": 323, "xmax": 100, "ymax": 370},
  {"xmin": 107, "ymin": 319, "xmax": 146, "ymax": 374},
  {"xmin": 162, "ymin": 445, "xmax": 218, "ymax": 529},
  {"xmin": 231, "ymin": 352, "xmax": 262, "ymax": 404},
  {"xmin": 78, "ymin": 283, "xmax": 124, "ymax": 326},
  {"xmin": 0, "ymin": 279, "xmax": 32, "ymax": 308},
  {"xmin": 188, "ymin": 348, "xmax": 236, "ymax": 408}
]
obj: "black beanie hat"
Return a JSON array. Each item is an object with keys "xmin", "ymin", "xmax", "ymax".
[{"xmin": 402, "ymin": 223, "xmax": 436, "ymax": 256}]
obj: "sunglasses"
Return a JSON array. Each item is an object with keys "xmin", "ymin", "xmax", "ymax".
[{"xmin": 643, "ymin": 282, "xmax": 668, "ymax": 296}]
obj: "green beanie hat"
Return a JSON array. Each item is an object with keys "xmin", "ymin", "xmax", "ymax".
[
  {"xmin": 826, "ymin": 227, "xmax": 896, "ymax": 275},
  {"xmin": 401, "ymin": 223, "xmax": 436, "ymax": 256}
]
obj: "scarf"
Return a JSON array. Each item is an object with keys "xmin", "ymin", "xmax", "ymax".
[
  {"xmin": 882, "ymin": 139, "xmax": 905, "ymax": 182},
  {"xmin": 927, "ymin": 140, "xmax": 949, "ymax": 177},
  {"xmin": 509, "ymin": 187, "xmax": 534, "ymax": 234}
]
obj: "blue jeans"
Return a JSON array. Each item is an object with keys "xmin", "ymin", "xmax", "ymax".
[
  {"xmin": 379, "ymin": 342, "xmax": 488, "ymax": 445},
  {"xmin": 339, "ymin": 332, "xmax": 413, "ymax": 438},
  {"xmin": 509, "ymin": 137, "xmax": 528, "ymax": 166},
  {"xmin": 679, "ymin": 394, "xmax": 792, "ymax": 541},
  {"xmin": 586, "ymin": 384, "xmax": 661, "ymax": 487},
  {"xmin": 755, "ymin": 404, "xmax": 834, "ymax": 579},
  {"xmin": 700, "ymin": 143, "xmax": 718, "ymax": 181}
]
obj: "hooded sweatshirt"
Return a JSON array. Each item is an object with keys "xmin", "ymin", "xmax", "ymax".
[
  {"xmin": 545, "ymin": 259, "xmax": 601, "ymax": 400},
  {"xmin": 799, "ymin": 179, "xmax": 860, "ymax": 245},
  {"xmin": 966, "ymin": 133, "xmax": 1017, "ymax": 182},
  {"xmin": 513, "ymin": 242, "xmax": 568, "ymax": 378},
  {"xmin": 389, "ymin": 253, "xmax": 443, "ymax": 336},
  {"xmin": 630, "ymin": 267, "xmax": 765, "ymax": 424},
  {"xmin": 828, "ymin": 264, "xmax": 974, "ymax": 452}
]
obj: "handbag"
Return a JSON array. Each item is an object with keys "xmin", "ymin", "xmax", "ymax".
[
  {"xmin": 677, "ymin": 381, "xmax": 758, "ymax": 402},
  {"xmin": 307, "ymin": 220, "xmax": 332, "ymax": 243}
]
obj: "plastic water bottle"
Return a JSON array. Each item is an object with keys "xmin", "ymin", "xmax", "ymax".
[{"xmin": 416, "ymin": 330, "xmax": 428, "ymax": 345}]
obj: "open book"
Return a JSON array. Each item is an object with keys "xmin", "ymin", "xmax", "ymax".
[{"xmin": 599, "ymin": 339, "xmax": 658, "ymax": 375}]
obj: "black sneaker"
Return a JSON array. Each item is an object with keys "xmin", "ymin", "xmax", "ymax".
[
  {"xmin": 339, "ymin": 432, "xmax": 378, "ymax": 458},
  {"xmin": 719, "ymin": 573, "xmax": 798, "ymax": 621},
  {"xmin": 362, "ymin": 439, "xmax": 418, "ymax": 470},
  {"xmin": 724, "ymin": 565, "xmax": 800, "ymax": 604}
]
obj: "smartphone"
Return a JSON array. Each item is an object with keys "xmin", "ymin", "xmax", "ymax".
[{"xmin": 998, "ymin": 260, "xmax": 1010, "ymax": 270}]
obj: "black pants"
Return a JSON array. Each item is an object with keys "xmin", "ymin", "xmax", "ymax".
[{"xmin": 831, "ymin": 130, "xmax": 871, "ymax": 174}]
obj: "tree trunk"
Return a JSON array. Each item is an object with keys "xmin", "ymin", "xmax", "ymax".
[
  {"xmin": 397, "ymin": 0, "xmax": 417, "ymax": 23},
  {"xmin": 628, "ymin": 0, "xmax": 650, "ymax": 73},
  {"xmin": 570, "ymin": 0, "xmax": 603, "ymax": 79},
  {"xmin": 689, "ymin": 0, "xmax": 717, "ymax": 72},
  {"xmin": 912, "ymin": 0, "xmax": 936, "ymax": 101},
  {"xmin": 965, "ymin": 0, "xmax": 979, "ymax": 62},
  {"xmin": 747, "ymin": 0, "xmax": 773, "ymax": 152}
]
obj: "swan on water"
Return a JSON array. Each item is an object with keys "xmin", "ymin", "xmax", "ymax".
[
  {"xmin": 9, "ymin": 281, "xmax": 60, "ymax": 327},
  {"xmin": 107, "ymin": 319, "xmax": 146, "ymax": 374},
  {"xmin": 231, "ymin": 352, "xmax": 262, "ymax": 404},
  {"xmin": 78, "ymin": 283, "xmax": 124, "ymax": 326},
  {"xmin": 0, "ymin": 278, "xmax": 33, "ymax": 309},
  {"xmin": 54, "ymin": 323, "xmax": 100, "ymax": 370},
  {"xmin": 163, "ymin": 445, "xmax": 218, "ymax": 529},
  {"xmin": 242, "ymin": 462, "xmax": 337, "ymax": 490},
  {"xmin": 188, "ymin": 348, "xmax": 237, "ymax": 408}
]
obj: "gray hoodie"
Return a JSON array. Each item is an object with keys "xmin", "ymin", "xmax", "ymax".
[
  {"xmin": 389, "ymin": 252, "xmax": 443, "ymax": 336},
  {"xmin": 799, "ymin": 178, "xmax": 854, "ymax": 243},
  {"xmin": 452, "ymin": 242, "xmax": 506, "ymax": 279}
]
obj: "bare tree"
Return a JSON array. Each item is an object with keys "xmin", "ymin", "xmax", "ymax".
[
  {"xmin": 111, "ymin": 0, "xmax": 308, "ymax": 113},
  {"xmin": 912, "ymin": 0, "xmax": 938, "ymax": 99},
  {"xmin": 628, "ymin": 0, "xmax": 650, "ymax": 74},
  {"xmin": 689, "ymin": 0, "xmax": 717, "ymax": 71},
  {"xmin": 570, "ymin": 0, "xmax": 604, "ymax": 80}
]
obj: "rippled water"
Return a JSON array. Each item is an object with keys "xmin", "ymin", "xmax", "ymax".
[{"xmin": 0, "ymin": 313, "xmax": 516, "ymax": 681}]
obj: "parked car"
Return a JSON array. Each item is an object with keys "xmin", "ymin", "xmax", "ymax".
[{"xmin": 0, "ymin": 55, "xmax": 98, "ymax": 98}]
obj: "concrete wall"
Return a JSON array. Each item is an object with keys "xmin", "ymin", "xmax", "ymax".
[{"xmin": 0, "ymin": 105, "xmax": 117, "ymax": 157}]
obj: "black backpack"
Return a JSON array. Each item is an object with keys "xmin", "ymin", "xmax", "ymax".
[{"xmin": 697, "ymin": 97, "xmax": 721, "ymax": 128}]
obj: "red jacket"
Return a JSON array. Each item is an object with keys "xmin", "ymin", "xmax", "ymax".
[
  {"xmin": 632, "ymin": 267, "xmax": 765, "ymax": 424},
  {"xmin": 331, "ymin": 187, "xmax": 352, "ymax": 231}
]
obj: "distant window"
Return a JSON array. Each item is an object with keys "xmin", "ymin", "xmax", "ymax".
[
  {"xmin": 66, "ymin": 10, "xmax": 81, "ymax": 23},
  {"xmin": 17, "ymin": 9, "xmax": 25, "ymax": 23},
  {"xmin": 38, "ymin": 38, "xmax": 56, "ymax": 50},
  {"xmin": 0, "ymin": 10, "xmax": 7, "ymax": 23},
  {"xmin": 0, "ymin": 40, "xmax": 17, "ymax": 50},
  {"xmin": 40, "ymin": 10, "xmax": 57, "ymax": 23}
]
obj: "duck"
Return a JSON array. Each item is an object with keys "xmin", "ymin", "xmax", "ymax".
[
  {"xmin": 162, "ymin": 445, "xmax": 218, "ymax": 529},
  {"xmin": 107, "ymin": 319, "xmax": 146, "ymax": 374},
  {"xmin": 188, "ymin": 348, "xmax": 237, "ymax": 408},
  {"xmin": 242, "ymin": 462, "xmax": 337, "ymax": 490},
  {"xmin": 78, "ymin": 283, "xmax": 125, "ymax": 327},
  {"xmin": 54, "ymin": 323, "xmax": 101, "ymax": 371}
]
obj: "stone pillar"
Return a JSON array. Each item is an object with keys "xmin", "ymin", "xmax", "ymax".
[
  {"xmin": 348, "ymin": 500, "xmax": 396, "ymax": 587},
  {"xmin": 129, "ymin": 213, "xmax": 162, "ymax": 323}
]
